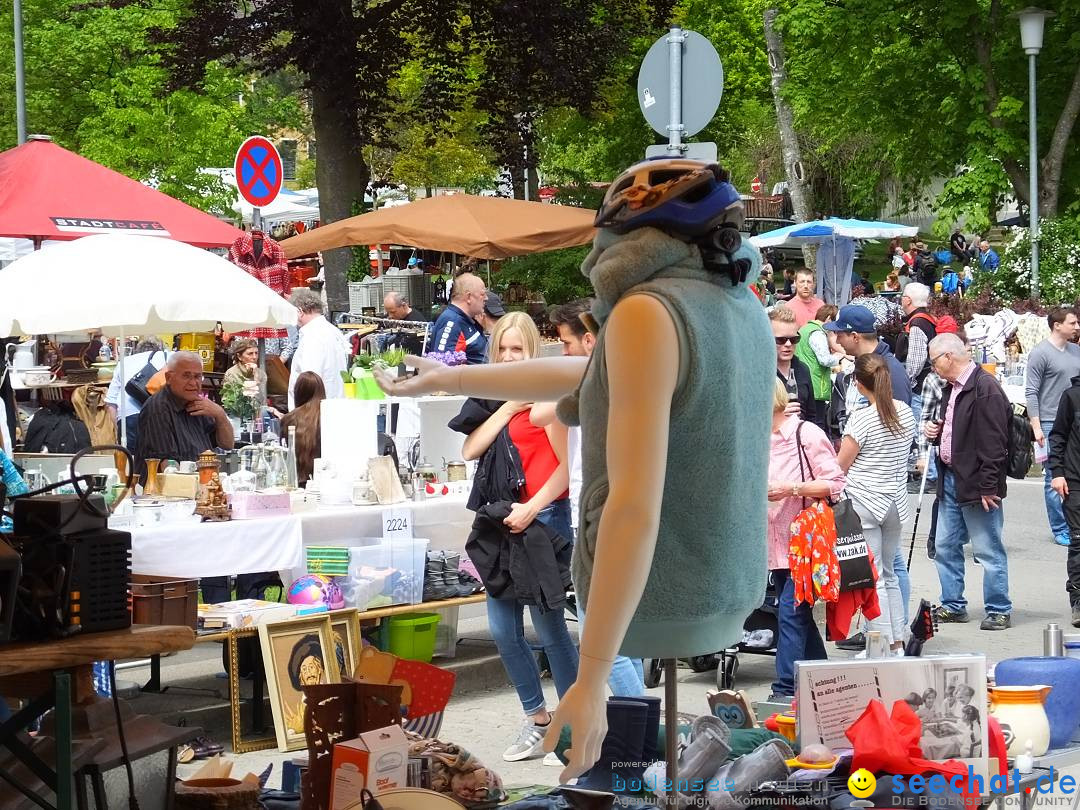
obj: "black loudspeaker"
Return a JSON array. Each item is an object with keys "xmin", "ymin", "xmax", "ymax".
[{"xmin": 9, "ymin": 494, "xmax": 131, "ymax": 642}]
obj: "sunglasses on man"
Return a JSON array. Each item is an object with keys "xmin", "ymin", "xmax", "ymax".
[{"xmin": 774, "ymin": 335, "xmax": 801, "ymax": 346}]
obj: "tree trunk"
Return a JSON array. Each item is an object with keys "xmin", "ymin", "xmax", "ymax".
[
  {"xmin": 763, "ymin": 8, "xmax": 814, "ymax": 267},
  {"xmin": 311, "ymin": 84, "xmax": 370, "ymax": 314},
  {"xmin": 1040, "ymin": 57, "xmax": 1080, "ymax": 218}
]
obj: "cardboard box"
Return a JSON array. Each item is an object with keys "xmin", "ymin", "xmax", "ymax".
[
  {"xmin": 330, "ymin": 725, "xmax": 408, "ymax": 809},
  {"xmin": 229, "ymin": 491, "xmax": 291, "ymax": 520}
]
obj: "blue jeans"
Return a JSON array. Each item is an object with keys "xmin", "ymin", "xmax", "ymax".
[
  {"xmin": 934, "ymin": 469, "xmax": 1011, "ymax": 616},
  {"xmin": 771, "ymin": 569, "xmax": 827, "ymax": 697},
  {"xmin": 894, "ymin": 550, "xmax": 910, "ymax": 624},
  {"xmin": 486, "ymin": 498, "xmax": 579, "ymax": 714},
  {"xmin": 1043, "ymin": 421, "xmax": 1069, "ymax": 538}
]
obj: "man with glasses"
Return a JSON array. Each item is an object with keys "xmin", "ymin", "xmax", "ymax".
[
  {"xmin": 924, "ymin": 333, "xmax": 1012, "ymax": 630},
  {"xmin": 135, "ymin": 351, "xmax": 234, "ymax": 479},
  {"xmin": 432, "ymin": 272, "xmax": 489, "ymax": 364},
  {"xmin": 769, "ymin": 306, "xmax": 826, "ymax": 431}
]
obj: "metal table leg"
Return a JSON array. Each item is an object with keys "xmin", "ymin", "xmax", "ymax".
[{"xmin": 55, "ymin": 672, "xmax": 72, "ymax": 810}]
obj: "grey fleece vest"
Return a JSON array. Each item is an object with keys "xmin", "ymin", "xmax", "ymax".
[{"xmin": 558, "ymin": 227, "xmax": 773, "ymax": 658}]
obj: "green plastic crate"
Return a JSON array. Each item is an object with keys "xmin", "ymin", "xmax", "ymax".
[{"xmin": 386, "ymin": 613, "xmax": 440, "ymax": 662}]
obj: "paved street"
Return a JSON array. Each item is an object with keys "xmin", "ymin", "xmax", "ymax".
[{"xmin": 150, "ymin": 476, "xmax": 1080, "ymax": 797}]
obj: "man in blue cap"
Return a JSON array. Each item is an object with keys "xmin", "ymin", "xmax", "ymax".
[{"xmin": 825, "ymin": 304, "xmax": 911, "ymax": 413}]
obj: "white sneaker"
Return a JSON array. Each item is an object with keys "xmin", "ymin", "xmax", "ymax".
[
  {"xmin": 503, "ymin": 720, "xmax": 548, "ymax": 762},
  {"xmin": 543, "ymin": 751, "xmax": 563, "ymax": 767}
]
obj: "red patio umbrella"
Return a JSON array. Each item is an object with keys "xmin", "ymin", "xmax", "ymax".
[{"xmin": 0, "ymin": 135, "xmax": 244, "ymax": 249}]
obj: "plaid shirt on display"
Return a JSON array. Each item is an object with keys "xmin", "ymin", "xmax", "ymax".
[{"xmin": 229, "ymin": 231, "xmax": 290, "ymax": 340}]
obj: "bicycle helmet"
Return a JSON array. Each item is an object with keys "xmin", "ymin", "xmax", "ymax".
[{"xmin": 594, "ymin": 157, "xmax": 744, "ymax": 237}]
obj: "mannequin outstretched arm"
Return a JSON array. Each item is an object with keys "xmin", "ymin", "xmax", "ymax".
[
  {"xmin": 542, "ymin": 294, "xmax": 679, "ymax": 782},
  {"xmin": 373, "ymin": 355, "xmax": 587, "ymax": 402}
]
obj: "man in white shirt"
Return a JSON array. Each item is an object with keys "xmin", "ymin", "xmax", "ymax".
[
  {"xmin": 288, "ymin": 289, "xmax": 351, "ymax": 409},
  {"xmin": 548, "ymin": 299, "xmax": 645, "ymax": 698},
  {"xmin": 105, "ymin": 336, "xmax": 169, "ymax": 450}
]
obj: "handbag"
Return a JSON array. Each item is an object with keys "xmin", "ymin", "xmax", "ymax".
[
  {"xmin": 832, "ymin": 497, "xmax": 876, "ymax": 592},
  {"xmin": 124, "ymin": 350, "xmax": 164, "ymax": 405},
  {"xmin": 787, "ymin": 423, "xmax": 841, "ymax": 605}
]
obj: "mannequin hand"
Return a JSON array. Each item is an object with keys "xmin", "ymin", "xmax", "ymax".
[
  {"xmin": 543, "ymin": 679, "xmax": 609, "ymax": 783},
  {"xmin": 372, "ymin": 355, "xmax": 449, "ymax": 396},
  {"xmin": 504, "ymin": 501, "xmax": 539, "ymax": 533}
]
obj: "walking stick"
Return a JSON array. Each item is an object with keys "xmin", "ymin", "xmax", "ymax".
[{"xmin": 907, "ymin": 445, "xmax": 935, "ymax": 569}]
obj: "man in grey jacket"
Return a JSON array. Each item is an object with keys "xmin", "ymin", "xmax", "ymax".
[{"xmin": 1026, "ymin": 307, "xmax": 1080, "ymax": 546}]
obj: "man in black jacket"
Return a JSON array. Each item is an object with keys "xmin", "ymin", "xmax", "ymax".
[
  {"xmin": 770, "ymin": 306, "xmax": 826, "ymax": 432},
  {"xmin": 1047, "ymin": 375, "xmax": 1080, "ymax": 628},
  {"xmin": 924, "ymin": 333, "xmax": 1012, "ymax": 630}
]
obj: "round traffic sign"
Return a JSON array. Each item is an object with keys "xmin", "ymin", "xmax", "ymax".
[
  {"xmin": 234, "ymin": 136, "xmax": 283, "ymax": 208},
  {"xmin": 637, "ymin": 30, "xmax": 724, "ymax": 139}
]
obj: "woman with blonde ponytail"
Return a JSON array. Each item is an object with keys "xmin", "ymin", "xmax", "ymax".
[{"xmin": 837, "ymin": 353, "xmax": 916, "ymax": 653}]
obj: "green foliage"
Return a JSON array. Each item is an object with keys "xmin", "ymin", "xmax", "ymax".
[
  {"xmin": 978, "ymin": 218, "xmax": 1080, "ymax": 304},
  {"xmin": 777, "ymin": 0, "xmax": 1080, "ymax": 224},
  {"xmin": 497, "ymin": 245, "xmax": 593, "ymax": 305},
  {"xmin": 0, "ymin": 0, "xmax": 303, "ymax": 217},
  {"xmin": 220, "ymin": 380, "xmax": 256, "ymax": 421}
]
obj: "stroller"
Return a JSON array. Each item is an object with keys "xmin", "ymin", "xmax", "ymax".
[
  {"xmin": 641, "ymin": 577, "xmax": 779, "ymax": 690},
  {"xmin": 716, "ymin": 575, "xmax": 779, "ymax": 691}
]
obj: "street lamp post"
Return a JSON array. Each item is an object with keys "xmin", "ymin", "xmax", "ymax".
[
  {"xmin": 1014, "ymin": 7, "xmax": 1054, "ymax": 298},
  {"xmin": 14, "ymin": 0, "xmax": 27, "ymax": 144}
]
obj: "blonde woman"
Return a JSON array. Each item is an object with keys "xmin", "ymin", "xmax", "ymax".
[{"xmin": 449, "ymin": 311, "xmax": 577, "ymax": 762}]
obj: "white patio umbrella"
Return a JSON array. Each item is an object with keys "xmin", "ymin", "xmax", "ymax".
[
  {"xmin": 0, "ymin": 233, "xmax": 298, "ymax": 444},
  {"xmin": 750, "ymin": 217, "xmax": 919, "ymax": 305}
]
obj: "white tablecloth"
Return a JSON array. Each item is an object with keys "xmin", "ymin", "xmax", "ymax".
[{"xmin": 129, "ymin": 494, "xmax": 473, "ymax": 578}]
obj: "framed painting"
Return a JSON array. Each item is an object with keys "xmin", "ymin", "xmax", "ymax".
[
  {"xmin": 327, "ymin": 608, "xmax": 362, "ymax": 680},
  {"xmin": 258, "ymin": 615, "xmax": 341, "ymax": 751}
]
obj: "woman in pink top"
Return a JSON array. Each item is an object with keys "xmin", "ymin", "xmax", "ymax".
[{"xmin": 767, "ymin": 378, "xmax": 847, "ymax": 699}]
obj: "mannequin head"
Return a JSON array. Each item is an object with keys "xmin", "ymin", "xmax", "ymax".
[{"xmin": 489, "ymin": 311, "xmax": 540, "ymax": 364}]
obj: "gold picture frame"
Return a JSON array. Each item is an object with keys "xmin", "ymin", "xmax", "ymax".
[
  {"xmin": 327, "ymin": 608, "xmax": 362, "ymax": 680},
  {"xmin": 258, "ymin": 615, "xmax": 341, "ymax": 752}
]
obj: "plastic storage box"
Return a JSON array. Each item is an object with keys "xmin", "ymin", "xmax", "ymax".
[
  {"xmin": 131, "ymin": 574, "xmax": 199, "ymax": 629},
  {"xmin": 386, "ymin": 613, "xmax": 440, "ymax": 662},
  {"xmin": 343, "ymin": 538, "xmax": 429, "ymax": 609},
  {"xmin": 348, "ymin": 277, "xmax": 383, "ymax": 313}
]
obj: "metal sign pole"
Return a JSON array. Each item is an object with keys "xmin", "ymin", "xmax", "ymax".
[
  {"xmin": 666, "ymin": 27, "xmax": 685, "ymax": 156},
  {"xmin": 252, "ymin": 205, "xmax": 269, "ymax": 418}
]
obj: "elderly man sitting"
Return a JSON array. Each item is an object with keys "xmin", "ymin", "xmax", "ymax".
[{"xmin": 136, "ymin": 351, "xmax": 234, "ymax": 479}]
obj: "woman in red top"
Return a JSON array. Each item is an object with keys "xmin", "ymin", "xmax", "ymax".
[{"xmin": 459, "ymin": 311, "xmax": 577, "ymax": 763}]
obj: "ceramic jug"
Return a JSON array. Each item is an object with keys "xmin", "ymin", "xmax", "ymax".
[
  {"xmin": 995, "ymin": 656, "xmax": 1080, "ymax": 749},
  {"xmin": 988, "ymin": 685, "xmax": 1052, "ymax": 756}
]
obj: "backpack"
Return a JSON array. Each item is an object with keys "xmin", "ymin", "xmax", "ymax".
[
  {"xmin": 941, "ymin": 271, "xmax": 960, "ymax": 296},
  {"xmin": 1006, "ymin": 403, "xmax": 1034, "ymax": 480},
  {"xmin": 896, "ymin": 312, "xmax": 960, "ymax": 363}
]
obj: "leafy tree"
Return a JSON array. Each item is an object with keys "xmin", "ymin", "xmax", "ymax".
[
  {"xmin": 777, "ymin": 0, "xmax": 1080, "ymax": 229},
  {"xmin": 0, "ymin": 0, "xmax": 301, "ymax": 216}
]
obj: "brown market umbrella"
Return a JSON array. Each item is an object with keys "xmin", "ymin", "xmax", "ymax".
[{"xmin": 279, "ymin": 194, "xmax": 596, "ymax": 259}]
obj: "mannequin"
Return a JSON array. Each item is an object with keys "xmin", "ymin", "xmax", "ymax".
[{"xmin": 374, "ymin": 160, "xmax": 773, "ymax": 781}]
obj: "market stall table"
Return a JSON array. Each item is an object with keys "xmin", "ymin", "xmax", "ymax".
[
  {"xmin": 129, "ymin": 493, "xmax": 474, "ymax": 579},
  {"xmin": 0, "ymin": 625, "xmax": 195, "ymax": 810}
]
